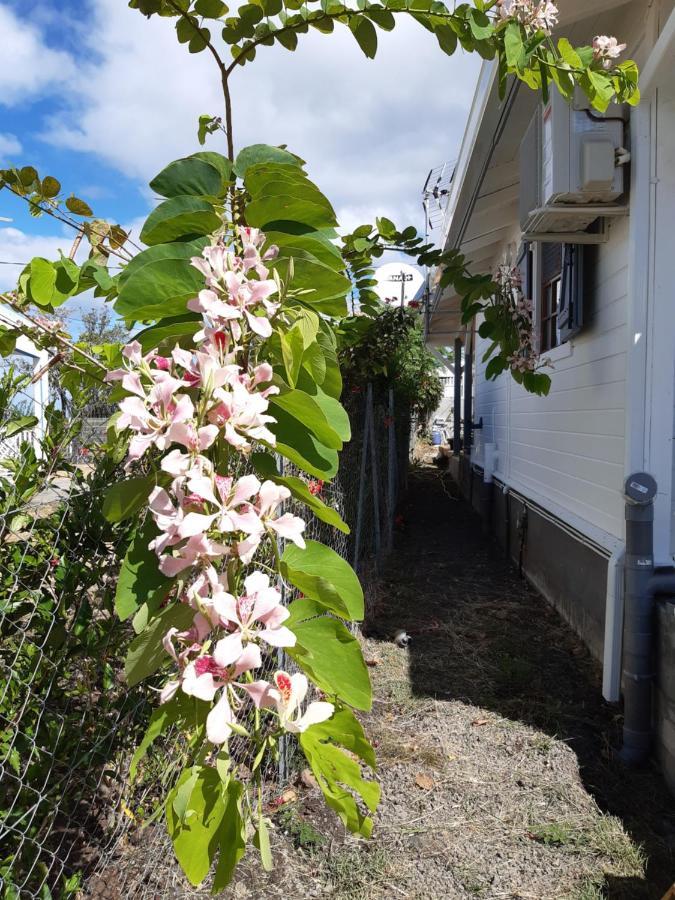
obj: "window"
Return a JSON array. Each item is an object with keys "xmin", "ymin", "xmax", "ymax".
[
  {"xmin": 539, "ymin": 243, "xmax": 563, "ymax": 352},
  {"xmin": 518, "ymin": 241, "xmax": 585, "ymax": 353}
]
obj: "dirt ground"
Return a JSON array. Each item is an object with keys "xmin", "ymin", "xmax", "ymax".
[{"xmin": 89, "ymin": 464, "xmax": 675, "ymax": 899}]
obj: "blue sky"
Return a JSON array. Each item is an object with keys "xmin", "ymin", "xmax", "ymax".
[{"xmin": 0, "ymin": 0, "xmax": 481, "ymax": 331}]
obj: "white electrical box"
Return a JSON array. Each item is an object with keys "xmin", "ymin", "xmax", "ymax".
[{"xmin": 520, "ymin": 89, "xmax": 626, "ymax": 235}]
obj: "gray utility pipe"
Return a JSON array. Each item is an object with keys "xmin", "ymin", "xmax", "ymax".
[{"xmin": 620, "ymin": 472, "xmax": 675, "ymax": 764}]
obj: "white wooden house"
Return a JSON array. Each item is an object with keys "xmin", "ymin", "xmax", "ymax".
[{"xmin": 427, "ymin": 0, "xmax": 675, "ymax": 788}]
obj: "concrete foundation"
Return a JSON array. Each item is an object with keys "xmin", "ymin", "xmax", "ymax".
[{"xmin": 656, "ymin": 600, "xmax": 675, "ymax": 794}]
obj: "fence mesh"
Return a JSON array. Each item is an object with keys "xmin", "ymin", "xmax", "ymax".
[{"xmin": 0, "ymin": 360, "xmax": 410, "ymax": 899}]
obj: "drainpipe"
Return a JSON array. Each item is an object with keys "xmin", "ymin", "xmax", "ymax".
[
  {"xmin": 453, "ymin": 338, "xmax": 462, "ymax": 456},
  {"xmin": 482, "ymin": 443, "xmax": 496, "ymax": 537},
  {"xmin": 620, "ymin": 473, "xmax": 675, "ymax": 764}
]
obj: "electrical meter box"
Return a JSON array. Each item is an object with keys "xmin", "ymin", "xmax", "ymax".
[{"xmin": 520, "ymin": 89, "xmax": 625, "ymax": 234}]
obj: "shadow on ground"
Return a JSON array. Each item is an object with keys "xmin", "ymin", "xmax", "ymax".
[{"xmin": 365, "ymin": 466, "xmax": 675, "ymax": 899}]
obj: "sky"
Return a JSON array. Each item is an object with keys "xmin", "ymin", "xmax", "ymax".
[{"xmin": 0, "ymin": 0, "xmax": 481, "ymax": 332}]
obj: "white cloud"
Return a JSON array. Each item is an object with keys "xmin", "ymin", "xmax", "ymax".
[
  {"xmin": 41, "ymin": 0, "xmax": 480, "ymax": 231},
  {"xmin": 0, "ymin": 132, "xmax": 22, "ymax": 162},
  {"xmin": 0, "ymin": 4, "xmax": 74, "ymax": 105}
]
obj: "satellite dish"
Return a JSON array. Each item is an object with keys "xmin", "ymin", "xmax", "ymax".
[{"xmin": 373, "ymin": 263, "xmax": 424, "ymax": 307}]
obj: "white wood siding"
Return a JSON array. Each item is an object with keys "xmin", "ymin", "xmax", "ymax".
[{"xmin": 473, "ymin": 216, "xmax": 630, "ymax": 541}]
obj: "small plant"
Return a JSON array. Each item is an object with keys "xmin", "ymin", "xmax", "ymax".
[
  {"xmin": 529, "ymin": 821, "xmax": 578, "ymax": 847},
  {"xmin": 275, "ymin": 804, "xmax": 326, "ymax": 851}
]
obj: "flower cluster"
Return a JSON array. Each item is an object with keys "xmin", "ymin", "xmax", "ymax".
[
  {"xmin": 497, "ymin": 0, "xmax": 558, "ymax": 35},
  {"xmin": 111, "ymin": 227, "xmax": 333, "ymax": 744},
  {"xmin": 493, "ymin": 263, "xmax": 548, "ymax": 374},
  {"xmin": 593, "ymin": 35, "xmax": 627, "ymax": 69}
]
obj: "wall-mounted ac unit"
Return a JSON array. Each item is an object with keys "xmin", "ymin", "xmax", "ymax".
[{"xmin": 520, "ymin": 89, "xmax": 627, "ymax": 237}]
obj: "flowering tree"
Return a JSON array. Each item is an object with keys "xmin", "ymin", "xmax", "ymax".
[{"xmin": 0, "ymin": 0, "xmax": 639, "ymax": 889}]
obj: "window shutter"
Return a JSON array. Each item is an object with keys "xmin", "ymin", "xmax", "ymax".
[
  {"xmin": 558, "ymin": 243, "xmax": 584, "ymax": 343},
  {"xmin": 517, "ymin": 242, "xmax": 533, "ymax": 300}
]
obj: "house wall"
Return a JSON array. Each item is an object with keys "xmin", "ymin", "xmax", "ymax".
[{"xmin": 472, "ymin": 215, "xmax": 630, "ymax": 545}]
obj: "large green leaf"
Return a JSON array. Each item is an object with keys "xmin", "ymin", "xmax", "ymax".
[
  {"xmin": 140, "ymin": 196, "xmax": 221, "ymax": 245},
  {"xmin": 296, "ymin": 370, "xmax": 350, "ymax": 441},
  {"xmin": 250, "ymin": 451, "xmax": 349, "ymax": 533},
  {"xmin": 125, "ymin": 602, "xmax": 195, "ymax": 686},
  {"xmin": 265, "ymin": 228, "xmax": 344, "ymax": 271},
  {"xmin": 115, "ymin": 244, "xmax": 207, "ymax": 321},
  {"xmin": 150, "ymin": 152, "xmax": 232, "ymax": 198},
  {"xmin": 103, "ymin": 475, "xmax": 156, "ymax": 523},
  {"xmin": 349, "ymin": 15, "xmax": 378, "ymax": 57},
  {"xmin": 115, "ymin": 518, "xmax": 173, "ymax": 622},
  {"xmin": 288, "ymin": 612, "xmax": 371, "ymax": 710},
  {"xmin": 270, "ymin": 406, "xmax": 339, "ymax": 480},
  {"xmin": 270, "ymin": 388, "xmax": 343, "ymax": 450},
  {"xmin": 299, "ymin": 705, "xmax": 380, "ymax": 837},
  {"xmin": 270, "ymin": 252, "xmax": 350, "ymax": 317},
  {"xmin": 132, "ymin": 314, "xmax": 201, "ymax": 353},
  {"xmin": 212, "ymin": 780, "xmax": 247, "ymax": 890},
  {"xmin": 282, "ymin": 539, "xmax": 363, "ymax": 620},
  {"xmin": 245, "ymin": 193, "xmax": 337, "ymax": 231},
  {"xmin": 233, "ymin": 143, "xmax": 303, "ymax": 178},
  {"xmin": 29, "ymin": 258, "xmax": 56, "ymax": 306},
  {"xmin": 165, "ymin": 766, "xmax": 226, "ymax": 886}
]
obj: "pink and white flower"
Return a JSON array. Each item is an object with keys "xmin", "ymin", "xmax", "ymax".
[
  {"xmin": 593, "ymin": 35, "xmax": 627, "ymax": 68},
  {"xmin": 209, "ymin": 571, "xmax": 296, "ymax": 654},
  {"xmin": 261, "ymin": 671, "xmax": 334, "ymax": 734}
]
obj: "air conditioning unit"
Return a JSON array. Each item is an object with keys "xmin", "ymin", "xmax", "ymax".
[{"xmin": 520, "ymin": 89, "xmax": 627, "ymax": 236}]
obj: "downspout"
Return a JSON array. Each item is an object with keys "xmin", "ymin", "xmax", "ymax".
[
  {"xmin": 602, "ymin": 545, "xmax": 626, "ymax": 703},
  {"xmin": 453, "ymin": 337, "xmax": 462, "ymax": 455},
  {"xmin": 620, "ymin": 472, "xmax": 675, "ymax": 764}
]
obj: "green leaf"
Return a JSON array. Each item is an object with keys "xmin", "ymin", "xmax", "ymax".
[
  {"xmin": 195, "ymin": 0, "xmax": 228, "ymax": 16},
  {"xmin": 165, "ymin": 766, "xmax": 226, "ymax": 886},
  {"xmin": 296, "ymin": 370, "xmax": 351, "ymax": 441},
  {"xmin": 288, "ymin": 614, "xmax": 371, "ymax": 709},
  {"xmin": 5, "ymin": 415, "xmax": 38, "ymax": 438},
  {"xmin": 212, "ymin": 780, "xmax": 246, "ymax": 890},
  {"xmin": 279, "ymin": 324, "xmax": 305, "ymax": 388},
  {"xmin": 115, "ymin": 241, "xmax": 208, "ymax": 321},
  {"xmin": 65, "ymin": 196, "xmax": 93, "ymax": 217},
  {"xmin": 254, "ymin": 817, "xmax": 273, "ymax": 871},
  {"xmin": 299, "ymin": 705, "xmax": 380, "ymax": 837},
  {"xmin": 365, "ymin": 6, "xmax": 395, "ymax": 30},
  {"xmin": 132, "ymin": 314, "xmax": 201, "ymax": 353},
  {"xmin": 125, "ymin": 602, "xmax": 196, "ymax": 686},
  {"xmin": 115, "ymin": 518, "xmax": 173, "ymax": 622},
  {"xmin": 150, "ymin": 153, "xmax": 231, "ymax": 198},
  {"xmin": 140, "ymin": 196, "xmax": 221, "ymax": 245},
  {"xmin": 233, "ymin": 143, "xmax": 303, "ymax": 178},
  {"xmin": 29, "ymin": 258, "xmax": 56, "ymax": 306},
  {"xmin": 270, "ymin": 388, "xmax": 343, "ymax": 450},
  {"xmin": 41, "ymin": 176, "xmax": 61, "ymax": 199},
  {"xmin": 504, "ymin": 21, "xmax": 523, "ymax": 68},
  {"xmin": 270, "ymin": 406, "xmax": 339, "ymax": 480},
  {"xmin": 557, "ymin": 37, "xmax": 581, "ymax": 69},
  {"xmin": 349, "ymin": 14, "xmax": 377, "ymax": 57},
  {"xmin": 282, "ymin": 539, "xmax": 363, "ymax": 619},
  {"xmin": 103, "ymin": 475, "xmax": 156, "ymax": 523},
  {"xmin": 250, "ymin": 452, "xmax": 348, "ymax": 532},
  {"xmin": 245, "ymin": 193, "xmax": 337, "ymax": 231}
]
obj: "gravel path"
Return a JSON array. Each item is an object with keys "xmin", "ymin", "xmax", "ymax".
[{"xmin": 90, "ymin": 465, "xmax": 675, "ymax": 899}]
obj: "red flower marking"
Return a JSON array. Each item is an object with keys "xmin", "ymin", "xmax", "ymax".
[{"xmin": 274, "ymin": 671, "xmax": 293, "ymax": 702}]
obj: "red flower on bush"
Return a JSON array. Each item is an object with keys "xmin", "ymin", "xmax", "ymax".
[{"xmin": 308, "ymin": 480, "xmax": 324, "ymax": 496}]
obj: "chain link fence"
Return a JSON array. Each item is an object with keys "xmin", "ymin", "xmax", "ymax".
[{"xmin": 0, "ymin": 365, "xmax": 411, "ymax": 899}]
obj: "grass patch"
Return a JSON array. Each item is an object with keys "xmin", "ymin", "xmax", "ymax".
[
  {"xmin": 587, "ymin": 816, "xmax": 645, "ymax": 876},
  {"xmin": 323, "ymin": 847, "xmax": 397, "ymax": 899},
  {"xmin": 529, "ymin": 821, "xmax": 579, "ymax": 847}
]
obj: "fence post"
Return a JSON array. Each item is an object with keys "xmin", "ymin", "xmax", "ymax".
[
  {"xmin": 352, "ymin": 387, "xmax": 371, "ymax": 572},
  {"xmin": 387, "ymin": 388, "xmax": 396, "ymax": 551},
  {"xmin": 368, "ymin": 384, "xmax": 382, "ymax": 561}
]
